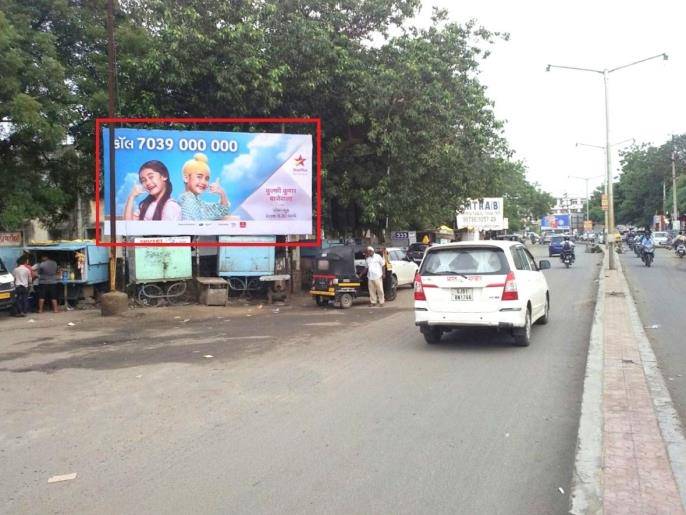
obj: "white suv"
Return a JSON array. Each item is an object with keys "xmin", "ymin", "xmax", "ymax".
[{"xmin": 414, "ymin": 241, "xmax": 551, "ymax": 346}]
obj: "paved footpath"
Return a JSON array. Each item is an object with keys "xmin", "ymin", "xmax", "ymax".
[{"xmin": 573, "ymin": 250, "xmax": 686, "ymax": 514}]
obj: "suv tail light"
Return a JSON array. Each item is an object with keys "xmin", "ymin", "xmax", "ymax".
[
  {"xmin": 414, "ymin": 273, "xmax": 425, "ymax": 301},
  {"xmin": 501, "ymin": 271, "xmax": 518, "ymax": 301}
]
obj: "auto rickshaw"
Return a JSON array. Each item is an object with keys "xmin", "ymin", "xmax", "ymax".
[{"xmin": 310, "ymin": 245, "xmax": 397, "ymax": 308}]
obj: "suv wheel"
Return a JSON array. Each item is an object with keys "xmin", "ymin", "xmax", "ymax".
[
  {"xmin": 513, "ymin": 309, "xmax": 531, "ymax": 347},
  {"xmin": 538, "ymin": 297, "xmax": 550, "ymax": 325},
  {"xmin": 422, "ymin": 327, "xmax": 442, "ymax": 344}
]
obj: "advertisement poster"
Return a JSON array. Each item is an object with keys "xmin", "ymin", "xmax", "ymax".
[
  {"xmin": 102, "ymin": 128, "xmax": 313, "ymax": 236},
  {"xmin": 540, "ymin": 214, "xmax": 571, "ymax": 230},
  {"xmin": 456, "ymin": 198, "xmax": 505, "ymax": 231}
]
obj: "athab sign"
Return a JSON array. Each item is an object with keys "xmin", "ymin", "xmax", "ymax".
[{"xmin": 456, "ymin": 198, "xmax": 505, "ymax": 231}]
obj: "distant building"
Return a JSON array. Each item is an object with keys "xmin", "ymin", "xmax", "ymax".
[{"xmin": 551, "ymin": 195, "xmax": 585, "ymax": 215}]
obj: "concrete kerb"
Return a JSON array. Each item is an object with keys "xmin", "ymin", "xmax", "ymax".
[
  {"xmin": 617, "ymin": 255, "xmax": 686, "ymax": 508},
  {"xmin": 571, "ymin": 250, "xmax": 686, "ymax": 513},
  {"xmin": 569, "ymin": 249, "xmax": 606, "ymax": 514}
]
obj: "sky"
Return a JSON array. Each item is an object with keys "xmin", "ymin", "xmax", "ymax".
[{"xmin": 410, "ymin": 0, "xmax": 686, "ymax": 198}]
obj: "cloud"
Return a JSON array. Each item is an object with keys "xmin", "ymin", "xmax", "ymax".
[{"xmin": 222, "ymin": 133, "xmax": 291, "ymax": 183}]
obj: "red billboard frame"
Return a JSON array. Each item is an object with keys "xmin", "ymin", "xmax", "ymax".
[{"xmin": 94, "ymin": 117, "xmax": 322, "ymax": 248}]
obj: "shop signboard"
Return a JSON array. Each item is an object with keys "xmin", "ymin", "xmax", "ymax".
[
  {"xmin": 0, "ymin": 232, "xmax": 22, "ymax": 247},
  {"xmin": 456, "ymin": 198, "xmax": 505, "ymax": 231},
  {"xmin": 102, "ymin": 128, "xmax": 313, "ymax": 237}
]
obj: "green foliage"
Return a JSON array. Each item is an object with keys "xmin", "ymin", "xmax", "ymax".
[
  {"xmin": 0, "ymin": 0, "xmax": 552, "ymax": 236},
  {"xmin": 614, "ymin": 134, "xmax": 686, "ymax": 226}
]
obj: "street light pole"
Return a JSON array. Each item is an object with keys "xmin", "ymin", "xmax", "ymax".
[
  {"xmin": 672, "ymin": 142, "xmax": 679, "ymax": 228},
  {"xmin": 603, "ymin": 70, "xmax": 616, "ymax": 269},
  {"xmin": 547, "ymin": 53, "xmax": 668, "ymax": 270}
]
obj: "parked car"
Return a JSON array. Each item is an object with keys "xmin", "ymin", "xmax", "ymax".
[
  {"xmin": 414, "ymin": 241, "xmax": 551, "ymax": 346},
  {"xmin": 385, "ymin": 247, "xmax": 419, "ymax": 287},
  {"xmin": 0, "ymin": 258, "xmax": 16, "ymax": 311},
  {"xmin": 653, "ymin": 231, "xmax": 669, "ymax": 247},
  {"xmin": 406, "ymin": 243, "xmax": 430, "ymax": 265}
]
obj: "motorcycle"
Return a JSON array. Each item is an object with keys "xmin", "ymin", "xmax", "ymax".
[
  {"xmin": 634, "ymin": 240, "xmax": 643, "ymax": 258},
  {"xmin": 642, "ymin": 242, "xmax": 655, "ymax": 267},
  {"xmin": 560, "ymin": 249, "xmax": 575, "ymax": 268},
  {"xmin": 676, "ymin": 243, "xmax": 686, "ymax": 259}
]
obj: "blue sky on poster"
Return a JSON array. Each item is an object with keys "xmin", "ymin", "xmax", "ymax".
[
  {"xmin": 410, "ymin": 0, "xmax": 686, "ymax": 198},
  {"xmin": 102, "ymin": 129, "xmax": 309, "ymax": 216}
]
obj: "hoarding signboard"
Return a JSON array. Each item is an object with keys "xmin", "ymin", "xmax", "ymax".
[
  {"xmin": 601, "ymin": 194, "xmax": 608, "ymax": 211},
  {"xmin": 456, "ymin": 198, "xmax": 505, "ymax": 231},
  {"xmin": 102, "ymin": 128, "xmax": 313, "ymax": 237},
  {"xmin": 584, "ymin": 220, "xmax": 593, "ymax": 231},
  {"xmin": 541, "ymin": 214, "xmax": 571, "ymax": 231}
]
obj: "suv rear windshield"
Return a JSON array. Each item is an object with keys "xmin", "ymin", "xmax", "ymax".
[
  {"xmin": 419, "ymin": 247, "xmax": 510, "ymax": 276},
  {"xmin": 551, "ymin": 236, "xmax": 563, "ymax": 243}
]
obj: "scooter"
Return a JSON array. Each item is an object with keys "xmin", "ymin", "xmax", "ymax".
[
  {"xmin": 642, "ymin": 242, "xmax": 655, "ymax": 267},
  {"xmin": 676, "ymin": 243, "xmax": 686, "ymax": 259}
]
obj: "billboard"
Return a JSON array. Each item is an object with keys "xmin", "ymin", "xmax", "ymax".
[
  {"xmin": 102, "ymin": 128, "xmax": 312, "ymax": 237},
  {"xmin": 541, "ymin": 214, "xmax": 571, "ymax": 231},
  {"xmin": 456, "ymin": 198, "xmax": 505, "ymax": 231}
]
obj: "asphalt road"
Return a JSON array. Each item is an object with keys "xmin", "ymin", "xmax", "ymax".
[
  {"xmin": 620, "ymin": 246, "xmax": 686, "ymax": 426},
  {"xmin": 1, "ymin": 245, "xmax": 601, "ymax": 515}
]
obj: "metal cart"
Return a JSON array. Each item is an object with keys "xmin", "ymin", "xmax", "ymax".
[
  {"xmin": 128, "ymin": 237, "xmax": 193, "ymax": 307},
  {"xmin": 217, "ymin": 236, "xmax": 290, "ymax": 303}
]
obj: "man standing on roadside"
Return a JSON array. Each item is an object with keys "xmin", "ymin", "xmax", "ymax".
[
  {"xmin": 11, "ymin": 257, "xmax": 31, "ymax": 317},
  {"xmin": 364, "ymin": 246, "xmax": 385, "ymax": 307},
  {"xmin": 33, "ymin": 254, "xmax": 59, "ymax": 314}
]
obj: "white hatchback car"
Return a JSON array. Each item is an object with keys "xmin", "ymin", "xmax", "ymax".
[
  {"xmin": 386, "ymin": 247, "xmax": 419, "ymax": 287},
  {"xmin": 414, "ymin": 241, "xmax": 551, "ymax": 346}
]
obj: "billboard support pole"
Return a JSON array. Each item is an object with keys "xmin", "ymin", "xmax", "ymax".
[
  {"xmin": 100, "ymin": 0, "xmax": 129, "ymax": 316},
  {"xmin": 107, "ymin": 0, "xmax": 117, "ymax": 291}
]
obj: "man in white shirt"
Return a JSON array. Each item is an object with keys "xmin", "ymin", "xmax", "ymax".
[
  {"xmin": 364, "ymin": 246, "xmax": 385, "ymax": 306},
  {"xmin": 12, "ymin": 256, "xmax": 32, "ymax": 317}
]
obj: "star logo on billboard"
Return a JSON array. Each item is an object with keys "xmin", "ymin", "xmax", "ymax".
[
  {"xmin": 294, "ymin": 155, "xmax": 306, "ymax": 166},
  {"xmin": 240, "ymin": 221, "xmax": 247, "ymax": 228}
]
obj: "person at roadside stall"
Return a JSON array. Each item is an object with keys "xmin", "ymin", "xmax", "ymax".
[
  {"xmin": 124, "ymin": 160, "xmax": 181, "ymax": 221},
  {"xmin": 11, "ymin": 256, "xmax": 31, "ymax": 317},
  {"xmin": 360, "ymin": 246, "xmax": 385, "ymax": 307},
  {"xmin": 32, "ymin": 254, "xmax": 59, "ymax": 314}
]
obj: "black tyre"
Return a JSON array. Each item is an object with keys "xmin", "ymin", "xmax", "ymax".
[
  {"xmin": 538, "ymin": 297, "xmax": 550, "ymax": 325},
  {"xmin": 513, "ymin": 309, "xmax": 532, "ymax": 347},
  {"xmin": 391, "ymin": 274, "xmax": 398, "ymax": 290},
  {"xmin": 315, "ymin": 295, "xmax": 327, "ymax": 306},
  {"xmin": 422, "ymin": 327, "xmax": 442, "ymax": 344},
  {"xmin": 136, "ymin": 283, "xmax": 164, "ymax": 307},
  {"xmin": 565, "ymin": 261, "xmax": 570, "ymax": 268},
  {"xmin": 385, "ymin": 284, "xmax": 397, "ymax": 301},
  {"xmin": 167, "ymin": 281, "xmax": 190, "ymax": 305},
  {"xmin": 338, "ymin": 293, "xmax": 353, "ymax": 309}
]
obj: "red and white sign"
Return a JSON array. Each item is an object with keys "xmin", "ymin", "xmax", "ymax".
[{"xmin": 0, "ymin": 232, "xmax": 22, "ymax": 247}]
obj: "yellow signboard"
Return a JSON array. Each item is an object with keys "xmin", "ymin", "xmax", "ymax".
[{"xmin": 601, "ymin": 194, "xmax": 608, "ymax": 211}]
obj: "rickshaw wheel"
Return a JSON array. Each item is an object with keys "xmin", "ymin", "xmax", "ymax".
[
  {"xmin": 167, "ymin": 281, "xmax": 190, "ymax": 305},
  {"xmin": 338, "ymin": 293, "xmax": 353, "ymax": 309},
  {"xmin": 136, "ymin": 284, "xmax": 164, "ymax": 307},
  {"xmin": 315, "ymin": 295, "xmax": 327, "ymax": 306}
]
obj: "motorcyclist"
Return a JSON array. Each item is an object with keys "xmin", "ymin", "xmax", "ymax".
[
  {"xmin": 561, "ymin": 235, "xmax": 575, "ymax": 261},
  {"xmin": 641, "ymin": 229, "xmax": 655, "ymax": 248},
  {"xmin": 672, "ymin": 231, "xmax": 686, "ymax": 249}
]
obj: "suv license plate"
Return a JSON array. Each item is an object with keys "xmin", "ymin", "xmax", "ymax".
[{"xmin": 451, "ymin": 288, "xmax": 473, "ymax": 301}]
